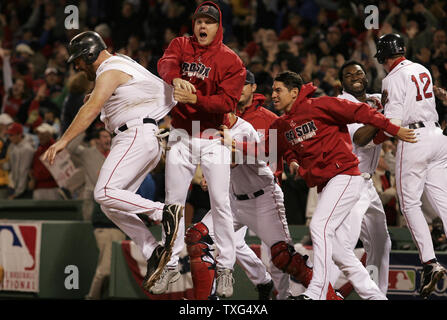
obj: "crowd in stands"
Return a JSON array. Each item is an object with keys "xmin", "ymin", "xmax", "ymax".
[{"xmin": 0, "ymin": 0, "xmax": 446, "ymax": 241}]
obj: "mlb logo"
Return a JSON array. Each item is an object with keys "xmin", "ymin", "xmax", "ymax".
[
  {"xmin": 0, "ymin": 222, "xmax": 42, "ymax": 292},
  {"xmin": 388, "ymin": 268, "xmax": 417, "ymax": 293},
  {"xmin": 388, "ymin": 265, "xmax": 447, "ymax": 299}
]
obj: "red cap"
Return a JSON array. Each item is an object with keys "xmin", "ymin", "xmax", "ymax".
[{"xmin": 6, "ymin": 122, "xmax": 23, "ymax": 135}]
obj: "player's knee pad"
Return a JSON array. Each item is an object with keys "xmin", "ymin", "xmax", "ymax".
[
  {"xmin": 185, "ymin": 222, "xmax": 213, "ymax": 246},
  {"xmin": 271, "ymin": 241, "xmax": 296, "ymax": 271},
  {"xmin": 271, "ymin": 241, "xmax": 313, "ymax": 286},
  {"xmin": 185, "ymin": 222, "xmax": 214, "ymax": 258}
]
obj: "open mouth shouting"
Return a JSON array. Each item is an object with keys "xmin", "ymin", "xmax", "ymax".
[
  {"xmin": 194, "ymin": 17, "xmax": 218, "ymax": 46},
  {"xmin": 199, "ymin": 32, "xmax": 208, "ymax": 42}
]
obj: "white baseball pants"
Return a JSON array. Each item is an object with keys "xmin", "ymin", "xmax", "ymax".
[
  {"xmin": 231, "ymin": 182, "xmax": 292, "ymax": 299},
  {"xmin": 396, "ymin": 125, "xmax": 447, "ymax": 263},
  {"xmin": 164, "ymin": 128, "xmax": 235, "ymax": 271},
  {"xmin": 94, "ymin": 123, "xmax": 164, "ymax": 260},
  {"xmin": 201, "ymin": 182, "xmax": 292, "ymax": 299},
  {"xmin": 330, "ymin": 178, "xmax": 391, "ymax": 295},
  {"xmin": 304, "ymin": 174, "xmax": 386, "ymax": 300}
]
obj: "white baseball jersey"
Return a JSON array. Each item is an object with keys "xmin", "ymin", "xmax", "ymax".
[
  {"xmin": 96, "ymin": 54, "xmax": 176, "ymax": 132},
  {"xmin": 382, "ymin": 59, "xmax": 438, "ymax": 125},
  {"xmin": 338, "ymin": 91, "xmax": 382, "ymax": 175},
  {"xmin": 336, "ymin": 91, "xmax": 391, "ymax": 294},
  {"xmin": 381, "ymin": 58, "xmax": 447, "ymax": 265},
  {"xmin": 229, "ymin": 117, "xmax": 275, "ymax": 195},
  {"xmin": 93, "ymin": 54, "xmax": 175, "ymax": 262},
  {"xmin": 201, "ymin": 116, "xmax": 292, "ymax": 299}
]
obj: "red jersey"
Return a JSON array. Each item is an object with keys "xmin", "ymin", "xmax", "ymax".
[
  {"xmin": 239, "ymin": 83, "xmax": 400, "ymax": 191},
  {"xmin": 157, "ymin": 1, "xmax": 245, "ymax": 135}
]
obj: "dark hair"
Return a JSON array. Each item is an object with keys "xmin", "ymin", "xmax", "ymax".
[
  {"xmin": 93, "ymin": 127, "xmax": 109, "ymax": 139},
  {"xmin": 274, "ymin": 71, "xmax": 303, "ymax": 91},
  {"xmin": 338, "ymin": 60, "xmax": 366, "ymax": 81}
]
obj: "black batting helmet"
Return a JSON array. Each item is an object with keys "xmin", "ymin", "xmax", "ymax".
[
  {"xmin": 67, "ymin": 31, "xmax": 107, "ymax": 65},
  {"xmin": 374, "ymin": 33, "xmax": 405, "ymax": 64}
]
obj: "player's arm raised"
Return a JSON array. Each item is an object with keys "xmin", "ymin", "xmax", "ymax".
[{"xmin": 43, "ymin": 70, "xmax": 131, "ymax": 164}]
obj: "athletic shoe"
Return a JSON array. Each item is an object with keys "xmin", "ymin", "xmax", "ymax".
[
  {"xmin": 420, "ymin": 261, "xmax": 446, "ymax": 298},
  {"xmin": 162, "ymin": 204, "xmax": 183, "ymax": 249},
  {"xmin": 216, "ymin": 269, "xmax": 234, "ymax": 298},
  {"xmin": 149, "ymin": 267, "xmax": 181, "ymax": 294},
  {"xmin": 296, "ymin": 294, "xmax": 312, "ymax": 300},
  {"xmin": 256, "ymin": 280, "xmax": 274, "ymax": 300},
  {"xmin": 142, "ymin": 245, "xmax": 169, "ymax": 291}
]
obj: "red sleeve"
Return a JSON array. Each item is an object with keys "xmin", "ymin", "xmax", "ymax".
[
  {"xmin": 316, "ymin": 97, "xmax": 400, "ymax": 136},
  {"xmin": 373, "ymin": 129, "xmax": 390, "ymax": 144},
  {"xmin": 284, "ymin": 149, "xmax": 298, "ymax": 166},
  {"xmin": 157, "ymin": 37, "xmax": 184, "ymax": 85},
  {"xmin": 194, "ymin": 61, "xmax": 245, "ymax": 114}
]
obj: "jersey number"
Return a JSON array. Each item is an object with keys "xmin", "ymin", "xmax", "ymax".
[{"xmin": 410, "ymin": 72, "xmax": 433, "ymax": 101}]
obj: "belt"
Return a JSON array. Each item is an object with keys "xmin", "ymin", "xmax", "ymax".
[
  {"xmin": 113, "ymin": 118, "xmax": 157, "ymax": 137},
  {"xmin": 234, "ymin": 189, "xmax": 264, "ymax": 201},
  {"xmin": 408, "ymin": 121, "xmax": 440, "ymax": 129}
]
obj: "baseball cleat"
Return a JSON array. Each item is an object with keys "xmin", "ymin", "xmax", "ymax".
[
  {"xmin": 256, "ymin": 280, "xmax": 274, "ymax": 300},
  {"xmin": 420, "ymin": 261, "xmax": 447, "ymax": 298},
  {"xmin": 149, "ymin": 267, "xmax": 181, "ymax": 295},
  {"xmin": 142, "ymin": 245, "xmax": 169, "ymax": 291},
  {"xmin": 296, "ymin": 294, "xmax": 313, "ymax": 300},
  {"xmin": 162, "ymin": 204, "xmax": 184, "ymax": 250},
  {"xmin": 216, "ymin": 268, "xmax": 234, "ymax": 298}
]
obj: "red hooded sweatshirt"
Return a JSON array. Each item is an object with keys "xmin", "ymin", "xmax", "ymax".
[
  {"xmin": 237, "ymin": 83, "xmax": 400, "ymax": 192},
  {"xmin": 236, "ymin": 93, "xmax": 278, "ymax": 132},
  {"xmin": 157, "ymin": 1, "xmax": 245, "ymax": 135}
]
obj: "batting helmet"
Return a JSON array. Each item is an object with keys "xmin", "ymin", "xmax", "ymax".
[
  {"xmin": 67, "ymin": 31, "xmax": 107, "ymax": 65},
  {"xmin": 374, "ymin": 33, "xmax": 405, "ymax": 64}
]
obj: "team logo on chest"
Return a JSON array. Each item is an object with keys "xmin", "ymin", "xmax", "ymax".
[
  {"xmin": 285, "ymin": 120, "xmax": 318, "ymax": 145},
  {"xmin": 182, "ymin": 62, "xmax": 211, "ymax": 80}
]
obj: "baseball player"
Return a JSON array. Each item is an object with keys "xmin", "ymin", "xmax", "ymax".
[
  {"xmin": 155, "ymin": 2, "xmax": 245, "ymax": 297},
  {"xmin": 331, "ymin": 60, "xmax": 392, "ymax": 294},
  {"xmin": 187, "ymin": 111, "xmax": 299, "ymax": 300},
  {"xmin": 223, "ymin": 71, "xmax": 416, "ymax": 300},
  {"xmin": 234, "ymin": 69, "xmax": 290, "ymax": 299},
  {"xmin": 375, "ymin": 33, "xmax": 447, "ymax": 298},
  {"xmin": 42, "ymin": 31, "xmax": 183, "ymax": 293}
]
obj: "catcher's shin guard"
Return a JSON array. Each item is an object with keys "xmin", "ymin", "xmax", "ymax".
[
  {"xmin": 271, "ymin": 241, "xmax": 313, "ymax": 286},
  {"xmin": 185, "ymin": 222, "xmax": 216, "ymax": 300},
  {"xmin": 270, "ymin": 241, "xmax": 341, "ymax": 300}
]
